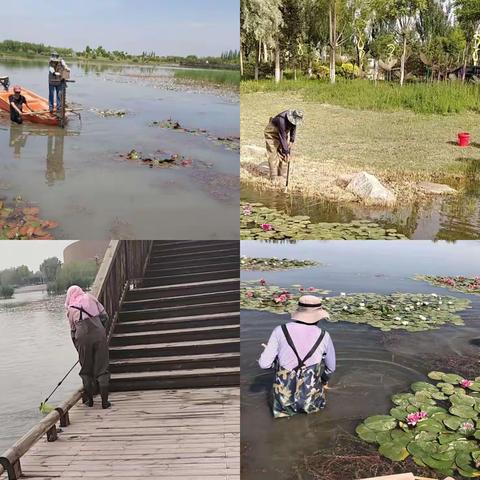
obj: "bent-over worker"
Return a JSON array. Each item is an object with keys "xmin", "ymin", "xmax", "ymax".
[
  {"xmin": 264, "ymin": 109, "xmax": 304, "ymax": 180},
  {"xmin": 66, "ymin": 285, "xmax": 111, "ymax": 409}
]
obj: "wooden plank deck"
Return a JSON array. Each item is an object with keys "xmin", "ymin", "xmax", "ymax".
[{"xmin": 1, "ymin": 388, "xmax": 239, "ymax": 480}]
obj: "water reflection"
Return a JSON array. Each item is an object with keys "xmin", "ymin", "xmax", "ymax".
[{"xmin": 7, "ymin": 124, "xmax": 79, "ymax": 185}]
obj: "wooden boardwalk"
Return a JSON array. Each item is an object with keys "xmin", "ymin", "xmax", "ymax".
[{"xmin": 1, "ymin": 388, "xmax": 239, "ymax": 480}]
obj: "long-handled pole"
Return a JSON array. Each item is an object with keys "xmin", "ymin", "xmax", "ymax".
[
  {"xmin": 40, "ymin": 360, "xmax": 79, "ymax": 407},
  {"xmin": 283, "ymin": 151, "xmax": 292, "ymax": 193}
]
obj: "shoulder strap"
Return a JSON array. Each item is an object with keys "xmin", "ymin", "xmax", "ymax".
[
  {"xmin": 69, "ymin": 305, "xmax": 94, "ymax": 319},
  {"xmin": 301, "ymin": 330, "xmax": 326, "ymax": 369},
  {"xmin": 281, "ymin": 324, "xmax": 302, "ymax": 368}
]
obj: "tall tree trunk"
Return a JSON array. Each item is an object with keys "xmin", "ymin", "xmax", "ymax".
[
  {"xmin": 263, "ymin": 42, "xmax": 268, "ymax": 63},
  {"xmin": 462, "ymin": 44, "xmax": 468, "ymax": 84},
  {"xmin": 240, "ymin": 47, "xmax": 244, "ymax": 77},
  {"xmin": 255, "ymin": 39, "xmax": 261, "ymax": 81},
  {"xmin": 329, "ymin": 0, "xmax": 336, "ymax": 84},
  {"xmin": 400, "ymin": 35, "xmax": 407, "ymax": 86},
  {"xmin": 275, "ymin": 39, "xmax": 281, "ymax": 83}
]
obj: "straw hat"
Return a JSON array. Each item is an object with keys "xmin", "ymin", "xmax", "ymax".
[
  {"xmin": 286, "ymin": 109, "xmax": 304, "ymax": 126},
  {"xmin": 291, "ymin": 295, "xmax": 329, "ymax": 324}
]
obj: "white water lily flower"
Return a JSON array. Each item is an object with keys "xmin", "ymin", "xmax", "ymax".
[
  {"xmin": 431, "ymin": 293, "xmax": 438, "ymax": 297},
  {"xmin": 343, "ymin": 306, "xmax": 349, "ymax": 310},
  {"xmin": 394, "ymin": 317, "xmax": 402, "ymax": 321},
  {"xmin": 423, "ymin": 301, "xmax": 429, "ymax": 305},
  {"xmin": 416, "ymin": 302, "xmax": 421, "ymax": 306},
  {"xmin": 359, "ymin": 306, "xmax": 366, "ymax": 310},
  {"xmin": 340, "ymin": 292, "xmax": 346, "ymax": 296},
  {"xmin": 391, "ymin": 305, "xmax": 396, "ymax": 309},
  {"xmin": 438, "ymin": 301, "xmax": 442, "ymax": 305},
  {"xmin": 402, "ymin": 321, "xmax": 409, "ymax": 325},
  {"xmin": 419, "ymin": 315, "xmax": 427, "ymax": 321},
  {"xmin": 448, "ymin": 301, "xmax": 453, "ymax": 305},
  {"xmin": 359, "ymin": 303, "xmax": 365, "ymax": 307}
]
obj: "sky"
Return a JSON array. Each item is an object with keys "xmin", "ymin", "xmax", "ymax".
[
  {"xmin": 0, "ymin": 241, "xmax": 75, "ymax": 271},
  {"xmin": 0, "ymin": 0, "xmax": 239, "ymax": 56}
]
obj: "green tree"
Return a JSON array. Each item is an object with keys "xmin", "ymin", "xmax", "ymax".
[{"xmin": 40, "ymin": 257, "xmax": 62, "ymax": 283}]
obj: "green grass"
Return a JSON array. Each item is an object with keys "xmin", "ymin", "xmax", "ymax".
[
  {"xmin": 241, "ymin": 79, "xmax": 480, "ymax": 115},
  {"xmin": 175, "ymin": 68, "xmax": 240, "ymax": 86}
]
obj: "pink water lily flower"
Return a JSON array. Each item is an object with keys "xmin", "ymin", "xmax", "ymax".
[
  {"xmin": 245, "ymin": 291, "xmax": 254, "ymax": 298},
  {"xmin": 461, "ymin": 379, "xmax": 474, "ymax": 389},
  {"xmin": 308, "ymin": 287, "xmax": 316, "ymax": 292},
  {"xmin": 406, "ymin": 411, "xmax": 428, "ymax": 426},
  {"xmin": 259, "ymin": 279, "xmax": 266, "ymax": 286},
  {"xmin": 261, "ymin": 223, "xmax": 273, "ymax": 231},
  {"xmin": 273, "ymin": 294, "xmax": 288, "ymax": 304},
  {"xmin": 242, "ymin": 204, "xmax": 252, "ymax": 216}
]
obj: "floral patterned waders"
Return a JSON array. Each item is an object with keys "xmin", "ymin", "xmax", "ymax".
[{"xmin": 272, "ymin": 325, "xmax": 327, "ymax": 418}]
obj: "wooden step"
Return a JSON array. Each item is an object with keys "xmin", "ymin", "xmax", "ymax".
[
  {"xmin": 110, "ymin": 324, "xmax": 240, "ymax": 346},
  {"xmin": 109, "ymin": 352, "xmax": 240, "ymax": 373},
  {"xmin": 125, "ymin": 279, "xmax": 239, "ymax": 301},
  {"xmin": 151, "ymin": 241, "xmax": 238, "ymax": 255},
  {"xmin": 141, "ymin": 270, "xmax": 239, "ymax": 287},
  {"xmin": 109, "ymin": 338, "xmax": 240, "ymax": 359},
  {"xmin": 119, "ymin": 300, "xmax": 239, "ymax": 322},
  {"xmin": 115, "ymin": 312, "xmax": 239, "ymax": 333},
  {"xmin": 147, "ymin": 254, "xmax": 239, "ymax": 268},
  {"xmin": 121, "ymin": 290, "xmax": 239, "ymax": 311},
  {"xmin": 110, "ymin": 367, "xmax": 240, "ymax": 391},
  {"xmin": 149, "ymin": 247, "xmax": 238, "ymax": 261},
  {"xmin": 144, "ymin": 261, "xmax": 239, "ymax": 277}
]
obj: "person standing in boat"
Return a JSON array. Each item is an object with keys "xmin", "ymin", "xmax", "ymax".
[
  {"xmin": 258, "ymin": 295, "xmax": 336, "ymax": 418},
  {"xmin": 9, "ymin": 85, "xmax": 31, "ymax": 124},
  {"xmin": 48, "ymin": 51, "xmax": 69, "ymax": 113},
  {"xmin": 66, "ymin": 285, "xmax": 112, "ymax": 409}
]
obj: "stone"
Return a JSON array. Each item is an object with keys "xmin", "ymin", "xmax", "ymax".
[
  {"xmin": 336, "ymin": 173, "xmax": 356, "ymax": 188},
  {"xmin": 345, "ymin": 171, "xmax": 396, "ymax": 206},
  {"xmin": 418, "ymin": 182, "xmax": 457, "ymax": 195}
]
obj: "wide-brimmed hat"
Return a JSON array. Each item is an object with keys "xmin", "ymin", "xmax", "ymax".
[
  {"xmin": 291, "ymin": 295, "xmax": 328, "ymax": 324},
  {"xmin": 286, "ymin": 109, "xmax": 304, "ymax": 126}
]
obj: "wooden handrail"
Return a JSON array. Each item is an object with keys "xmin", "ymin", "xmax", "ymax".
[{"xmin": 0, "ymin": 241, "xmax": 153, "ymax": 479}]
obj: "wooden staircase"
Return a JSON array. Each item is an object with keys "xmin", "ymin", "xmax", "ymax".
[{"xmin": 109, "ymin": 240, "xmax": 240, "ymax": 391}]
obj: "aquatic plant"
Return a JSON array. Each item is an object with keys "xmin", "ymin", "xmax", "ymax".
[
  {"xmin": 119, "ymin": 149, "xmax": 193, "ymax": 168},
  {"xmin": 0, "ymin": 201, "xmax": 58, "ymax": 239},
  {"xmin": 151, "ymin": 118, "xmax": 240, "ymax": 151},
  {"xmin": 91, "ymin": 108, "xmax": 126, "ymax": 117},
  {"xmin": 356, "ymin": 371, "xmax": 480, "ymax": 477},
  {"xmin": 415, "ymin": 275, "xmax": 480, "ymax": 296},
  {"xmin": 241, "ymin": 283, "xmax": 470, "ymax": 332},
  {"xmin": 240, "ymin": 256, "xmax": 319, "ymax": 271},
  {"xmin": 240, "ymin": 202, "xmax": 408, "ymax": 240}
]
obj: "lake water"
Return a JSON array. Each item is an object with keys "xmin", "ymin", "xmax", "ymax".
[
  {"xmin": 0, "ymin": 286, "xmax": 80, "ymax": 453},
  {"xmin": 0, "ymin": 60, "xmax": 239, "ymax": 239},
  {"xmin": 240, "ymin": 241, "xmax": 480, "ymax": 479},
  {"xmin": 242, "ymin": 173, "xmax": 480, "ymax": 240}
]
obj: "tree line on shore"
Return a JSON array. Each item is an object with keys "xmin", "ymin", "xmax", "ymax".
[
  {"xmin": 240, "ymin": 0, "xmax": 480, "ymax": 85},
  {"xmin": 0, "ymin": 258, "xmax": 98, "ymax": 299},
  {"xmin": 0, "ymin": 40, "xmax": 240, "ymax": 69}
]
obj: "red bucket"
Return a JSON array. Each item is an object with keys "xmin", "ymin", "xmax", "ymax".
[{"xmin": 458, "ymin": 132, "xmax": 470, "ymax": 147}]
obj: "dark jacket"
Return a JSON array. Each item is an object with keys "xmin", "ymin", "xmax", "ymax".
[{"xmin": 272, "ymin": 110, "xmax": 296, "ymax": 156}]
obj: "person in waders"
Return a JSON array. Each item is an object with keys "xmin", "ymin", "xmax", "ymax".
[
  {"xmin": 9, "ymin": 85, "xmax": 31, "ymax": 124},
  {"xmin": 258, "ymin": 295, "xmax": 336, "ymax": 418},
  {"xmin": 264, "ymin": 109, "xmax": 304, "ymax": 181},
  {"xmin": 48, "ymin": 51, "xmax": 69, "ymax": 114},
  {"xmin": 66, "ymin": 286, "xmax": 111, "ymax": 409}
]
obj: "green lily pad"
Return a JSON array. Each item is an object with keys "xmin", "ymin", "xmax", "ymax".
[{"xmin": 364, "ymin": 415, "xmax": 397, "ymax": 432}]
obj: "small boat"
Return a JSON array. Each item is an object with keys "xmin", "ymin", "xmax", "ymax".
[{"xmin": 0, "ymin": 87, "xmax": 60, "ymax": 126}]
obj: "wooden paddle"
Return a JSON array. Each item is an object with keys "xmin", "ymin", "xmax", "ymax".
[{"xmin": 23, "ymin": 107, "xmax": 81, "ymax": 116}]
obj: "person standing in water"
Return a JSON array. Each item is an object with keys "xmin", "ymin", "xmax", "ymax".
[
  {"xmin": 48, "ymin": 51, "xmax": 69, "ymax": 113},
  {"xmin": 258, "ymin": 295, "xmax": 336, "ymax": 418},
  {"xmin": 66, "ymin": 285, "xmax": 111, "ymax": 409},
  {"xmin": 9, "ymin": 85, "xmax": 31, "ymax": 124},
  {"xmin": 264, "ymin": 109, "xmax": 304, "ymax": 181}
]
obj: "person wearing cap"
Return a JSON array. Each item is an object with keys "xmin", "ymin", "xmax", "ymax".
[
  {"xmin": 258, "ymin": 295, "xmax": 336, "ymax": 418},
  {"xmin": 9, "ymin": 86, "xmax": 31, "ymax": 124},
  {"xmin": 48, "ymin": 51, "xmax": 69, "ymax": 113},
  {"xmin": 264, "ymin": 109, "xmax": 304, "ymax": 181}
]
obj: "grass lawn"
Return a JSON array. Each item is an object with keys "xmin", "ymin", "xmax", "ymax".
[{"xmin": 241, "ymin": 90, "xmax": 480, "ymax": 203}]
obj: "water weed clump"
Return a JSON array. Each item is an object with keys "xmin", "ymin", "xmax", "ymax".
[
  {"xmin": 241, "ymin": 282, "xmax": 470, "ymax": 332},
  {"xmin": 357, "ymin": 371, "xmax": 480, "ymax": 478},
  {"xmin": 241, "ymin": 79, "xmax": 480, "ymax": 115},
  {"xmin": 241, "ymin": 202, "xmax": 407, "ymax": 240},
  {"xmin": 240, "ymin": 256, "xmax": 319, "ymax": 271},
  {"xmin": 175, "ymin": 69, "xmax": 240, "ymax": 87},
  {"xmin": 415, "ymin": 275, "xmax": 480, "ymax": 296}
]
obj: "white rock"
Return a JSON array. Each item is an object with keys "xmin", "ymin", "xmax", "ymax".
[
  {"xmin": 345, "ymin": 171, "xmax": 396, "ymax": 206},
  {"xmin": 418, "ymin": 182, "xmax": 457, "ymax": 195}
]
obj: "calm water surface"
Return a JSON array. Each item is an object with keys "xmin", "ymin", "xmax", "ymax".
[
  {"xmin": 240, "ymin": 241, "xmax": 480, "ymax": 479},
  {"xmin": 0, "ymin": 60, "xmax": 239, "ymax": 239},
  {"xmin": 0, "ymin": 286, "xmax": 79, "ymax": 452}
]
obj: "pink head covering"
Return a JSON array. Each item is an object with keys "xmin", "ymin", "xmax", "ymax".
[{"xmin": 65, "ymin": 285, "xmax": 104, "ymax": 318}]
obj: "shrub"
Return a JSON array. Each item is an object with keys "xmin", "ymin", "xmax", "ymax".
[
  {"xmin": 0, "ymin": 285, "xmax": 14, "ymax": 299},
  {"xmin": 47, "ymin": 261, "xmax": 98, "ymax": 294}
]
